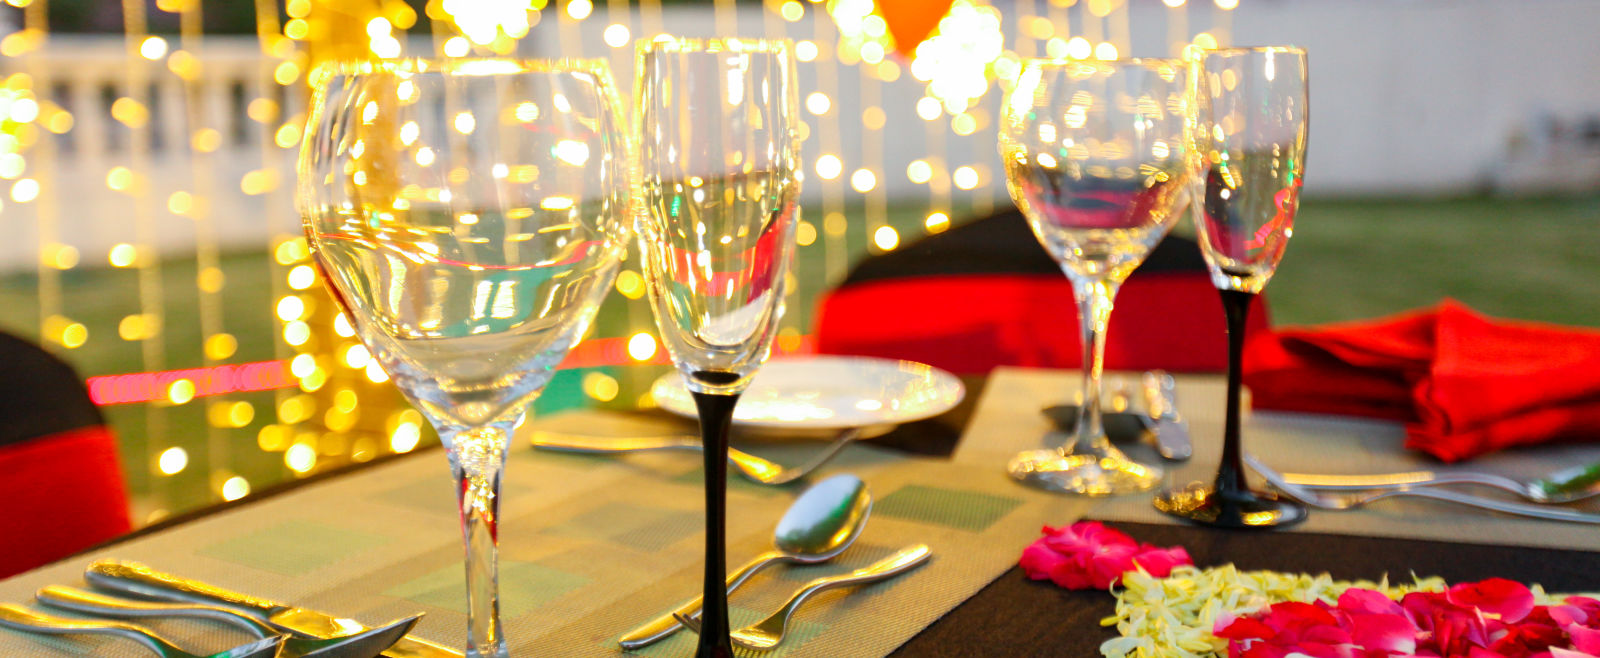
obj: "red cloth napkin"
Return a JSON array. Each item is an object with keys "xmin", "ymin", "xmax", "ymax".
[{"xmin": 1243, "ymin": 299, "xmax": 1600, "ymax": 462}]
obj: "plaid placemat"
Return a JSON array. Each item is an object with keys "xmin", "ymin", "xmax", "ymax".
[{"xmin": 0, "ymin": 411, "xmax": 1080, "ymax": 657}]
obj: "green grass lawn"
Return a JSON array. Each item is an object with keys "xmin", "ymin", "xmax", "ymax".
[{"xmin": 2, "ymin": 194, "xmax": 1597, "ymax": 521}]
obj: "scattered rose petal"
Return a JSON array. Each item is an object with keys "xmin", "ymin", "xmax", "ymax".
[{"xmin": 1451, "ymin": 578, "xmax": 1537, "ymax": 623}]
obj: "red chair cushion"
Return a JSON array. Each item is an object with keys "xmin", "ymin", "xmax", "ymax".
[
  {"xmin": 814, "ymin": 272, "xmax": 1271, "ymax": 375},
  {"xmin": 0, "ymin": 425, "xmax": 131, "ymax": 578}
]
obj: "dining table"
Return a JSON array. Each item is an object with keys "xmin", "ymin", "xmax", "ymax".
[{"xmin": 5, "ymin": 366, "xmax": 1600, "ymax": 657}]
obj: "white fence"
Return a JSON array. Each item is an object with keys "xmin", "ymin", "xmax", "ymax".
[{"xmin": 3, "ymin": 0, "xmax": 1600, "ymax": 272}]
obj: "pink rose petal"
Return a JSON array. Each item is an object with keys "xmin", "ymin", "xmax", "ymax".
[
  {"xmin": 1348, "ymin": 611, "xmax": 1419, "ymax": 654},
  {"xmin": 1569, "ymin": 625, "xmax": 1600, "ymax": 655},
  {"xmin": 1018, "ymin": 541, "xmax": 1069, "ymax": 581},
  {"xmin": 1451, "ymin": 578, "xmax": 1537, "ymax": 623}
]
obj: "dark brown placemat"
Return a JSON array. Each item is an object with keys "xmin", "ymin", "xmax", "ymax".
[{"xmin": 891, "ymin": 520, "xmax": 1600, "ymax": 657}]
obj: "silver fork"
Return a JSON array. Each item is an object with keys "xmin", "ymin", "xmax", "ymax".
[
  {"xmin": 0, "ymin": 603, "xmax": 285, "ymax": 658},
  {"xmin": 531, "ymin": 428, "xmax": 860, "ymax": 485},
  {"xmin": 677, "ymin": 544, "xmax": 931, "ymax": 651},
  {"xmin": 1246, "ymin": 455, "xmax": 1600, "ymax": 524}
]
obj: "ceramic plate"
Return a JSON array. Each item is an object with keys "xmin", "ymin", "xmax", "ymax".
[{"xmin": 650, "ymin": 356, "xmax": 965, "ymax": 435}]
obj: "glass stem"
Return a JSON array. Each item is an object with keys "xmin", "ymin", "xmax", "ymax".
[
  {"xmin": 1215, "ymin": 289, "xmax": 1255, "ymax": 497},
  {"xmin": 1070, "ymin": 277, "xmax": 1121, "ymax": 453},
  {"xmin": 443, "ymin": 418, "xmax": 516, "ymax": 658},
  {"xmin": 691, "ymin": 391, "xmax": 739, "ymax": 658}
]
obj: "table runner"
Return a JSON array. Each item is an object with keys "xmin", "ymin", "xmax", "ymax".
[{"xmin": 0, "ymin": 411, "xmax": 1076, "ymax": 657}]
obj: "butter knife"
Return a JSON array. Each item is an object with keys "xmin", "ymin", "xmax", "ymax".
[
  {"xmin": 1142, "ymin": 371, "xmax": 1192, "ymax": 461},
  {"xmin": 85, "ymin": 560, "xmax": 461, "ymax": 658}
]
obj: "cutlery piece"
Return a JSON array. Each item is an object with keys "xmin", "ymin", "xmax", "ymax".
[
  {"xmin": 0, "ymin": 603, "xmax": 285, "ymax": 658},
  {"xmin": 530, "ymin": 428, "xmax": 859, "ymax": 486},
  {"xmin": 37, "ymin": 585, "xmax": 417, "ymax": 658},
  {"xmin": 619, "ymin": 474, "xmax": 872, "ymax": 650},
  {"xmin": 1247, "ymin": 455, "xmax": 1600, "ymax": 524},
  {"xmin": 1142, "ymin": 371, "xmax": 1192, "ymax": 461},
  {"xmin": 678, "ymin": 544, "xmax": 931, "ymax": 651},
  {"xmin": 84, "ymin": 560, "xmax": 461, "ymax": 658},
  {"xmin": 1280, "ymin": 459, "xmax": 1600, "ymax": 505}
]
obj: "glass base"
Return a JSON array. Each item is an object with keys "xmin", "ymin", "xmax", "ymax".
[
  {"xmin": 1007, "ymin": 449, "xmax": 1163, "ymax": 496},
  {"xmin": 1153, "ymin": 481, "xmax": 1308, "ymax": 529}
]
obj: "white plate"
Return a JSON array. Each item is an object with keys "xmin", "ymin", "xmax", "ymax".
[{"xmin": 650, "ymin": 356, "xmax": 965, "ymax": 435}]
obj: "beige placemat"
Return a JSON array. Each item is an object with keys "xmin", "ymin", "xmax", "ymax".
[
  {"xmin": 0, "ymin": 410, "xmax": 1080, "ymax": 657},
  {"xmin": 958, "ymin": 366, "xmax": 1600, "ymax": 550}
]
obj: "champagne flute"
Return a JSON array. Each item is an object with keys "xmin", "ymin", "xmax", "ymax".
[
  {"xmin": 998, "ymin": 59, "xmax": 1191, "ymax": 495},
  {"xmin": 634, "ymin": 38, "xmax": 800, "ymax": 656},
  {"xmin": 299, "ymin": 59, "xmax": 631, "ymax": 656},
  {"xmin": 1153, "ymin": 46, "xmax": 1310, "ymax": 528}
]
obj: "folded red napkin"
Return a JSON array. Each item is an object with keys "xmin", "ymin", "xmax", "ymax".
[{"xmin": 1243, "ymin": 299, "xmax": 1600, "ymax": 462}]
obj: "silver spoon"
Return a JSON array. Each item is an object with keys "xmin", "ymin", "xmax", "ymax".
[
  {"xmin": 677, "ymin": 544, "xmax": 932, "ymax": 651},
  {"xmin": 531, "ymin": 428, "xmax": 860, "ymax": 485},
  {"xmin": 36, "ymin": 585, "xmax": 418, "ymax": 658},
  {"xmin": 617, "ymin": 473, "xmax": 873, "ymax": 649},
  {"xmin": 0, "ymin": 603, "xmax": 285, "ymax": 658}
]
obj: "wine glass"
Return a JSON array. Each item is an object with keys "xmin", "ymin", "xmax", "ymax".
[
  {"xmin": 298, "ymin": 59, "xmax": 631, "ymax": 657},
  {"xmin": 1153, "ymin": 46, "xmax": 1309, "ymax": 528},
  {"xmin": 634, "ymin": 37, "xmax": 800, "ymax": 656},
  {"xmin": 998, "ymin": 59, "xmax": 1191, "ymax": 495}
]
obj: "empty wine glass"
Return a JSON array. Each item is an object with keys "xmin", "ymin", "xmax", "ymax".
[
  {"xmin": 299, "ymin": 59, "xmax": 631, "ymax": 656},
  {"xmin": 1153, "ymin": 46, "xmax": 1310, "ymax": 528},
  {"xmin": 998, "ymin": 59, "xmax": 1192, "ymax": 495},
  {"xmin": 635, "ymin": 37, "xmax": 800, "ymax": 656}
]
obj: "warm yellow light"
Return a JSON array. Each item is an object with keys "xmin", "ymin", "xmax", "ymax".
[
  {"xmin": 283, "ymin": 18, "xmax": 309, "ymax": 40},
  {"xmin": 119, "ymin": 314, "xmax": 157, "ymax": 340},
  {"xmin": 283, "ymin": 321, "xmax": 311, "ymax": 346},
  {"xmin": 241, "ymin": 169, "xmax": 279, "ymax": 195},
  {"xmin": 415, "ymin": 147, "xmax": 436, "ymax": 166},
  {"xmin": 167, "ymin": 379, "xmax": 195, "ymax": 405},
  {"xmin": 139, "ymin": 36, "xmax": 168, "ymax": 60},
  {"xmin": 907, "ymin": 160, "xmax": 933, "ymax": 184},
  {"xmin": 795, "ymin": 40, "xmax": 819, "ymax": 62},
  {"xmin": 192, "ymin": 128, "xmax": 221, "ymax": 152},
  {"xmin": 167, "ymin": 191, "xmax": 193, "ymax": 215},
  {"xmin": 540, "ymin": 195, "xmax": 574, "ymax": 211},
  {"xmin": 796, "ymin": 220, "xmax": 817, "ymax": 246},
  {"xmin": 45, "ymin": 244, "xmax": 79, "ymax": 270},
  {"xmin": 285, "ymin": 444, "xmax": 317, "ymax": 473},
  {"xmin": 850, "ymin": 168, "xmax": 877, "ymax": 193},
  {"xmin": 341, "ymin": 344, "xmax": 370, "ymax": 369},
  {"xmin": 285, "ymin": 0, "xmax": 310, "ymax": 17},
  {"xmin": 287, "ymin": 264, "xmax": 316, "ymax": 290},
  {"xmin": 824, "ymin": 211, "xmax": 847, "ymax": 237},
  {"xmin": 11, "ymin": 178, "xmax": 39, "ymax": 203},
  {"xmin": 204, "ymin": 333, "xmax": 238, "ymax": 360},
  {"xmin": 289, "ymin": 354, "xmax": 316, "ymax": 379},
  {"xmin": 59, "ymin": 323, "xmax": 87, "ymax": 349},
  {"xmin": 603, "ymin": 23, "xmax": 630, "ymax": 48},
  {"xmin": 916, "ymin": 97, "xmax": 943, "ymax": 121},
  {"xmin": 106, "ymin": 166, "xmax": 134, "ymax": 192},
  {"xmin": 872, "ymin": 226, "xmax": 899, "ymax": 251},
  {"xmin": 246, "ymin": 98, "xmax": 277, "ymax": 124},
  {"xmin": 453, "ymin": 111, "xmax": 476, "ymax": 135},
  {"xmin": 158, "ymin": 447, "xmax": 188, "ymax": 475},
  {"xmin": 443, "ymin": 37, "xmax": 470, "ymax": 58},
  {"xmin": 1163, "ymin": 0, "xmax": 1186, "ymax": 6},
  {"xmin": 390, "ymin": 422, "xmax": 421, "ymax": 453},
  {"xmin": 953, "ymin": 166, "xmax": 980, "ymax": 190},
  {"xmin": 198, "ymin": 266, "xmax": 224, "ymax": 292},
  {"xmin": 615, "ymin": 270, "xmax": 646, "ymax": 299},
  {"xmin": 1193, "ymin": 32, "xmax": 1218, "ymax": 50},
  {"xmin": 779, "ymin": 0, "xmax": 804, "ymax": 21},
  {"xmin": 228, "ymin": 401, "xmax": 255, "ymax": 427},
  {"xmin": 333, "ymin": 313, "xmax": 356, "ymax": 337},
  {"xmin": 1067, "ymin": 37, "xmax": 1093, "ymax": 60},
  {"xmin": 553, "ymin": 140, "xmax": 590, "ymax": 166},
  {"xmin": 0, "ymin": 153, "xmax": 24, "ymax": 178},
  {"xmin": 45, "ymin": 108, "xmax": 73, "ymax": 134},
  {"xmin": 862, "ymin": 106, "xmax": 886, "ymax": 130},
  {"xmin": 276, "ymin": 295, "xmax": 306, "ymax": 321},
  {"xmin": 806, "ymin": 92, "xmax": 831, "ymax": 116},
  {"xmin": 566, "ymin": 0, "xmax": 593, "ymax": 20},
  {"xmin": 926, "ymin": 211, "xmax": 951, "ymax": 233},
  {"xmin": 952, "ymin": 113, "xmax": 977, "ymax": 136},
  {"xmin": 1095, "ymin": 42, "xmax": 1119, "ymax": 60},
  {"xmin": 815, "ymin": 154, "xmax": 842, "ymax": 180},
  {"xmin": 221, "ymin": 476, "xmax": 250, "ymax": 501},
  {"xmin": 365, "ymin": 360, "xmax": 390, "ymax": 383},
  {"xmin": 582, "ymin": 372, "xmax": 619, "ymax": 402},
  {"xmin": 627, "ymin": 332, "xmax": 657, "ymax": 361},
  {"xmin": 1215, "ymin": 0, "xmax": 1238, "ymax": 8},
  {"xmin": 257, "ymin": 425, "xmax": 287, "ymax": 451},
  {"xmin": 272, "ymin": 61, "xmax": 301, "ymax": 87},
  {"xmin": 108, "ymin": 242, "xmax": 138, "ymax": 267}
]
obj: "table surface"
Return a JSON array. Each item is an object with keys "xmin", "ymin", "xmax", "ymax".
[{"xmin": 5, "ymin": 367, "xmax": 1600, "ymax": 657}]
